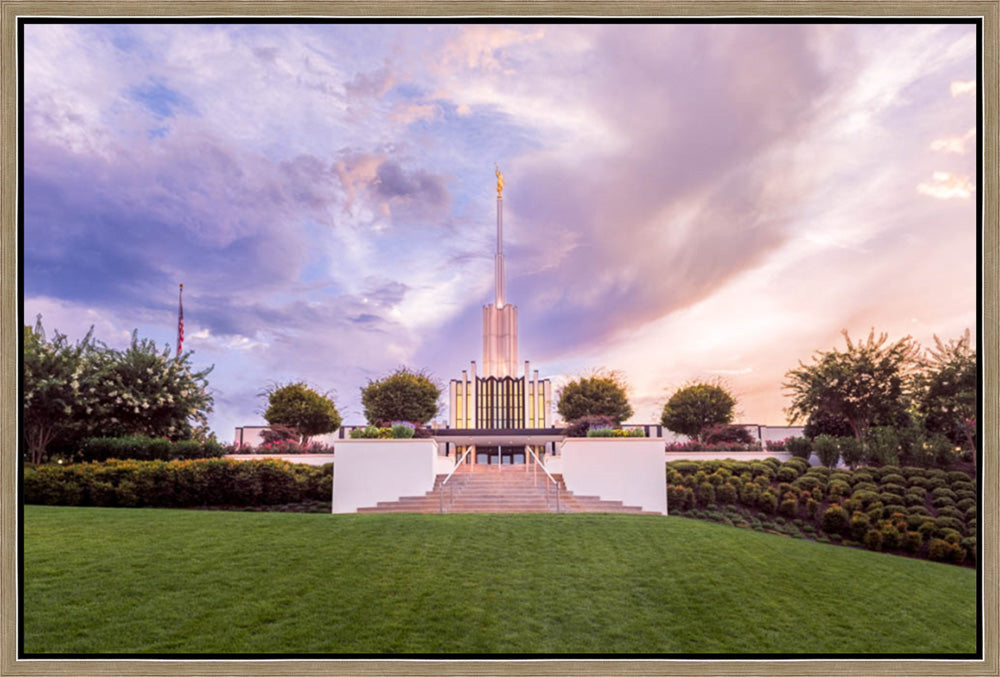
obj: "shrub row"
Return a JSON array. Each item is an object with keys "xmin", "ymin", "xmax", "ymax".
[
  {"xmin": 24, "ymin": 459, "xmax": 332, "ymax": 508},
  {"xmin": 667, "ymin": 458, "xmax": 976, "ymax": 566},
  {"xmin": 72, "ymin": 435, "xmax": 226, "ymax": 462}
]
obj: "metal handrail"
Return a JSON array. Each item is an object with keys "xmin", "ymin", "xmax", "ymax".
[
  {"xmin": 526, "ymin": 446, "xmax": 560, "ymax": 513},
  {"xmin": 441, "ymin": 446, "xmax": 474, "ymax": 486}
]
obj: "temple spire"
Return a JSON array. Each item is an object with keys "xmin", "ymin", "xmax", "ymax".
[{"xmin": 494, "ymin": 164, "xmax": 505, "ymax": 308}]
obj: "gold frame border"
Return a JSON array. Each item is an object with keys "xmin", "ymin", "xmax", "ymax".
[{"xmin": 1, "ymin": 3, "xmax": 996, "ymax": 676}]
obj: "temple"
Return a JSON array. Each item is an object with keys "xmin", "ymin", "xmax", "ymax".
[{"xmin": 444, "ymin": 167, "xmax": 555, "ymax": 465}]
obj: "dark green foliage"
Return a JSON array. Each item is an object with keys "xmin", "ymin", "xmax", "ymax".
[
  {"xmin": 880, "ymin": 473, "xmax": 906, "ymax": 486},
  {"xmin": 914, "ymin": 331, "xmax": 976, "ymax": 454},
  {"xmin": 936, "ymin": 506, "xmax": 965, "ymax": 522},
  {"xmin": 928, "ymin": 538, "xmax": 966, "ymax": 564},
  {"xmin": 947, "ymin": 471, "xmax": 972, "ymax": 484},
  {"xmin": 784, "ymin": 330, "xmax": 919, "ymax": 441},
  {"xmin": 864, "ymin": 529, "xmax": 884, "ymax": 551},
  {"xmin": 77, "ymin": 435, "xmax": 224, "ymax": 462},
  {"xmin": 813, "ymin": 434, "xmax": 840, "ymax": 468},
  {"xmin": 901, "ymin": 466, "xmax": 926, "ymax": 478},
  {"xmin": 775, "ymin": 465, "xmax": 800, "ymax": 483},
  {"xmin": 23, "ymin": 459, "xmax": 332, "ymax": 508},
  {"xmin": 880, "ymin": 484, "xmax": 906, "ymax": 498},
  {"xmin": 700, "ymin": 424, "xmax": 753, "ymax": 445},
  {"xmin": 361, "ymin": 367, "xmax": 441, "ymax": 425},
  {"xmin": 865, "ymin": 426, "xmax": 900, "ymax": 466},
  {"xmin": 931, "ymin": 487, "xmax": 957, "ymax": 500},
  {"xmin": 716, "ymin": 483, "xmax": 738, "ymax": 505},
  {"xmin": 837, "ymin": 436, "xmax": 865, "ymax": 469},
  {"xmin": 758, "ymin": 490, "xmax": 778, "ymax": 514},
  {"xmin": 850, "ymin": 512, "xmax": 871, "ymax": 541},
  {"xmin": 660, "ymin": 381, "xmax": 736, "ymax": 439},
  {"xmin": 827, "ymin": 479, "xmax": 851, "ymax": 500},
  {"xmin": 955, "ymin": 498, "xmax": 976, "ymax": 512},
  {"xmin": 926, "ymin": 434, "xmax": 956, "ymax": 470},
  {"xmin": 853, "ymin": 481, "xmax": 879, "ymax": 493},
  {"xmin": 935, "ymin": 516, "xmax": 965, "ymax": 536},
  {"xmin": 697, "ymin": 482, "xmax": 716, "ymax": 506},
  {"xmin": 779, "ymin": 498, "xmax": 798, "ymax": 519},
  {"xmin": 932, "ymin": 496, "xmax": 956, "ymax": 510},
  {"xmin": 264, "ymin": 382, "xmax": 341, "ymax": 442},
  {"xmin": 786, "ymin": 436, "xmax": 813, "ymax": 459},
  {"xmin": 821, "ymin": 505, "xmax": 850, "ymax": 534}
]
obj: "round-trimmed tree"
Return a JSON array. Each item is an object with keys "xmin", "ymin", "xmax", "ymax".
[
  {"xmin": 360, "ymin": 367, "xmax": 441, "ymax": 425},
  {"xmin": 557, "ymin": 371, "xmax": 633, "ymax": 425},
  {"xmin": 660, "ymin": 381, "xmax": 736, "ymax": 441},
  {"xmin": 263, "ymin": 382, "xmax": 341, "ymax": 443}
]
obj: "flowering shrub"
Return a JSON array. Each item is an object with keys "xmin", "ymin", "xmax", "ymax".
[
  {"xmin": 765, "ymin": 438, "xmax": 788, "ymax": 452},
  {"xmin": 586, "ymin": 427, "xmax": 645, "ymax": 438},
  {"xmin": 664, "ymin": 441, "xmax": 763, "ymax": 452},
  {"xmin": 350, "ymin": 423, "xmax": 419, "ymax": 439}
]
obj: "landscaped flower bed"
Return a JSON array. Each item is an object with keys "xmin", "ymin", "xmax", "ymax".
[{"xmin": 667, "ymin": 457, "xmax": 976, "ymax": 566}]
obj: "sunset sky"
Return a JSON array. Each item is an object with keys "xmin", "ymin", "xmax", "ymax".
[{"xmin": 22, "ymin": 22, "xmax": 979, "ymax": 440}]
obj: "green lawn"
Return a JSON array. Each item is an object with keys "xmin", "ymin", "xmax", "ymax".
[{"xmin": 23, "ymin": 506, "xmax": 977, "ymax": 654}]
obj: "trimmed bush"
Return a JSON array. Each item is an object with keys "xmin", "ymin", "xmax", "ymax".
[
  {"xmin": 758, "ymin": 490, "xmax": 778, "ymax": 514},
  {"xmin": 935, "ymin": 516, "xmax": 965, "ymax": 535},
  {"xmin": 863, "ymin": 528, "xmax": 884, "ymax": 551},
  {"xmin": 778, "ymin": 498, "xmax": 798, "ymax": 519},
  {"xmin": 928, "ymin": 538, "xmax": 965, "ymax": 564},
  {"xmin": 77, "ymin": 435, "xmax": 224, "ymax": 462},
  {"xmin": 23, "ymin": 459, "xmax": 332, "ymax": 508},
  {"xmin": 775, "ymin": 465, "xmax": 800, "ymax": 483},
  {"xmin": 716, "ymin": 482, "xmax": 738, "ymax": 505},
  {"xmin": 936, "ymin": 506, "xmax": 965, "ymax": 522},
  {"xmin": 813, "ymin": 435, "xmax": 840, "ymax": 468},
  {"xmin": 785, "ymin": 436, "xmax": 812, "ymax": 459},
  {"xmin": 821, "ymin": 505, "xmax": 850, "ymax": 534},
  {"xmin": 901, "ymin": 530, "xmax": 923, "ymax": 553},
  {"xmin": 837, "ymin": 436, "xmax": 865, "ymax": 469},
  {"xmin": 849, "ymin": 512, "xmax": 871, "ymax": 541},
  {"xmin": 697, "ymin": 482, "xmax": 716, "ymax": 506}
]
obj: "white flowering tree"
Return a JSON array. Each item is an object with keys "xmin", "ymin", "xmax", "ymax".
[
  {"xmin": 23, "ymin": 318, "xmax": 215, "ymax": 463},
  {"xmin": 22, "ymin": 318, "xmax": 104, "ymax": 464},
  {"xmin": 783, "ymin": 329, "xmax": 920, "ymax": 440},
  {"xmin": 90, "ymin": 331, "xmax": 214, "ymax": 441}
]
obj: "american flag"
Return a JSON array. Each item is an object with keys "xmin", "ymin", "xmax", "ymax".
[{"xmin": 177, "ymin": 283, "xmax": 184, "ymax": 357}]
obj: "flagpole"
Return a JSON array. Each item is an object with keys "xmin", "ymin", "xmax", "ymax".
[{"xmin": 177, "ymin": 283, "xmax": 184, "ymax": 357}]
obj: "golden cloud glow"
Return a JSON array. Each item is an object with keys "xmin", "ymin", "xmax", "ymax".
[
  {"xmin": 950, "ymin": 80, "xmax": 976, "ymax": 97},
  {"xmin": 916, "ymin": 171, "xmax": 973, "ymax": 199},
  {"xmin": 930, "ymin": 128, "xmax": 975, "ymax": 154}
]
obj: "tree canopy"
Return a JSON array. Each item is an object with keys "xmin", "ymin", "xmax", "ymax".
[
  {"xmin": 783, "ymin": 329, "xmax": 919, "ymax": 440},
  {"xmin": 557, "ymin": 371, "xmax": 633, "ymax": 425},
  {"xmin": 263, "ymin": 382, "xmax": 341, "ymax": 443},
  {"xmin": 660, "ymin": 381, "xmax": 736, "ymax": 440},
  {"xmin": 23, "ymin": 317, "xmax": 215, "ymax": 463},
  {"xmin": 360, "ymin": 367, "xmax": 440, "ymax": 425},
  {"xmin": 913, "ymin": 330, "xmax": 977, "ymax": 463}
]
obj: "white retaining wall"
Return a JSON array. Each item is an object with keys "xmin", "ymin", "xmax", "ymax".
[
  {"xmin": 558, "ymin": 438, "xmax": 667, "ymax": 515},
  {"xmin": 331, "ymin": 439, "xmax": 440, "ymax": 513},
  {"xmin": 665, "ymin": 451, "xmax": 822, "ymax": 466}
]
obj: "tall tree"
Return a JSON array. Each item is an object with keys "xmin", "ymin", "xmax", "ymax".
[
  {"xmin": 22, "ymin": 318, "xmax": 103, "ymax": 464},
  {"xmin": 360, "ymin": 368, "xmax": 440, "ymax": 425},
  {"xmin": 914, "ymin": 330, "xmax": 977, "ymax": 466},
  {"xmin": 263, "ymin": 382, "xmax": 341, "ymax": 443},
  {"xmin": 557, "ymin": 371, "xmax": 633, "ymax": 425},
  {"xmin": 783, "ymin": 329, "xmax": 919, "ymax": 440},
  {"xmin": 660, "ymin": 381, "xmax": 736, "ymax": 440}
]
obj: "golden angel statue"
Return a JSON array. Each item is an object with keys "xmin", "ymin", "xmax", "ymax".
[{"xmin": 495, "ymin": 164, "xmax": 504, "ymax": 198}]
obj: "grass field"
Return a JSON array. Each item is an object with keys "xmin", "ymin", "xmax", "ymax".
[{"xmin": 23, "ymin": 506, "xmax": 977, "ymax": 655}]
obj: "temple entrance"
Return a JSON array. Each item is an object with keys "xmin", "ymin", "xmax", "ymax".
[{"xmin": 474, "ymin": 445, "xmax": 526, "ymax": 465}]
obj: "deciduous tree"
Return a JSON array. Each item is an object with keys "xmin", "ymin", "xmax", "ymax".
[
  {"xmin": 660, "ymin": 381, "xmax": 736, "ymax": 440},
  {"xmin": 783, "ymin": 329, "xmax": 919, "ymax": 440},
  {"xmin": 263, "ymin": 382, "xmax": 341, "ymax": 443},
  {"xmin": 913, "ymin": 330, "xmax": 977, "ymax": 466},
  {"xmin": 360, "ymin": 368, "xmax": 440, "ymax": 425},
  {"xmin": 557, "ymin": 371, "xmax": 633, "ymax": 425}
]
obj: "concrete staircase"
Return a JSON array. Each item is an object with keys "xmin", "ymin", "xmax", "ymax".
[{"xmin": 356, "ymin": 465, "xmax": 657, "ymax": 514}]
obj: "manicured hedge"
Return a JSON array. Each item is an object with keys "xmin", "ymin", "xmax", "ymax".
[
  {"xmin": 76, "ymin": 435, "xmax": 225, "ymax": 462},
  {"xmin": 24, "ymin": 459, "xmax": 332, "ymax": 508}
]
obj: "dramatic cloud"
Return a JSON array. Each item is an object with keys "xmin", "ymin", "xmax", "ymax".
[{"xmin": 21, "ymin": 22, "xmax": 979, "ymax": 437}]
